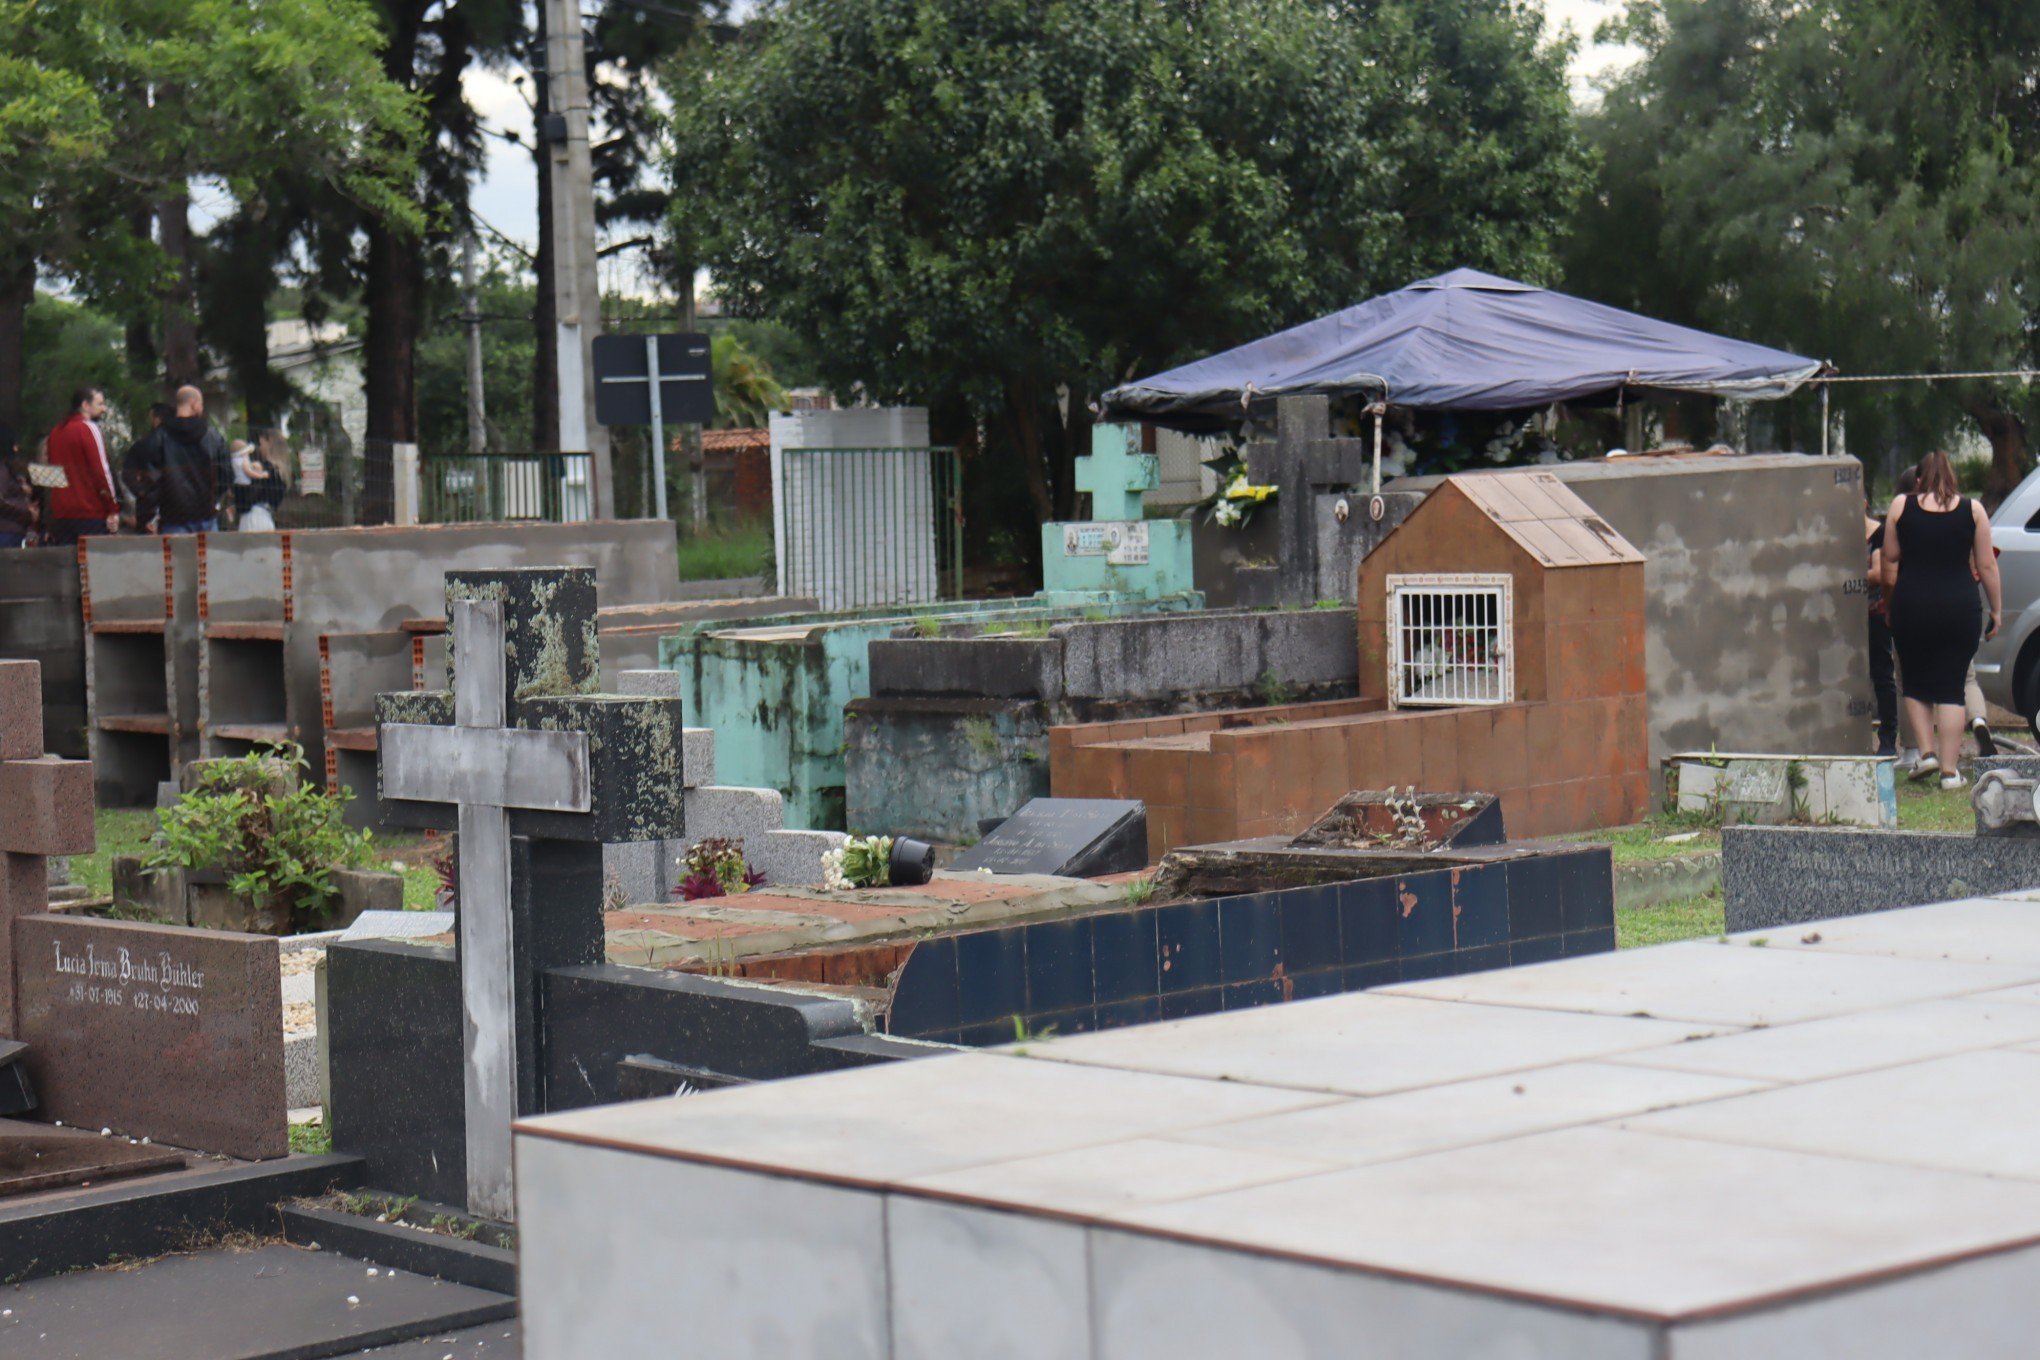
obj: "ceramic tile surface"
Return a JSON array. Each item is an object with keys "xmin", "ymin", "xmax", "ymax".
[
  {"xmin": 1736, "ymin": 897, "xmax": 2040, "ymax": 967},
  {"xmin": 1608, "ymin": 994, "xmax": 2040, "ymax": 1083},
  {"xmin": 901, "ymin": 1135, "xmax": 1340, "ymax": 1217},
  {"xmin": 1381, "ymin": 938, "xmax": 2040, "ymax": 1025},
  {"xmin": 1119, "ymin": 1125, "xmax": 2040, "ymax": 1318},
  {"xmin": 1169, "ymin": 1062, "xmax": 1766, "ymax": 1167},
  {"xmin": 517, "ymin": 1050, "xmax": 1334, "ymax": 1184},
  {"xmin": 516, "ymin": 898, "xmax": 2040, "ymax": 1353},
  {"xmin": 1627, "ymin": 1049, "xmax": 2040, "ymax": 1181},
  {"xmin": 1004, "ymin": 991, "xmax": 1726, "ymax": 1095}
]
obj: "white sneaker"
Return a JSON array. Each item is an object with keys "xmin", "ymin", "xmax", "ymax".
[
  {"xmin": 1942, "ymin": 773, "xmax": 1967, "ymax": 792},
  {"xmin": 1909, "ymin": 754, "xmax": 1941, "ymax": 782}
]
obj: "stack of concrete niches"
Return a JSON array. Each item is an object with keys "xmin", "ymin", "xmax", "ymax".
[{"xmin": 82, "ymin": 523, "xmax": 683, "ymax": 805}]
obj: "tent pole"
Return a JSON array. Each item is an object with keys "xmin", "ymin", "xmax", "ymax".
[
  {"xmin": 1820, "ymin": 384, "xmax": 1831, "ymax": 459},
  {"xmin": 1371, "ymin": 405, "xmax": 1383, "ymax": 495}
]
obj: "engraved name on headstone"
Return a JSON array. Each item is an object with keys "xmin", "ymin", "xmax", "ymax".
[
  {"xmin": 15, "ymin": 916, "xmax": 285, "ymax": 1159},
  {"xmin": 951, "ymin": 798, "xmax": 1148, "ymax": 878}
]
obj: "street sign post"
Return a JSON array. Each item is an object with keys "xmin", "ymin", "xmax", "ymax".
[{"xmin": 592, "ymin": 332, "xmax": 713, "ymax": 522}]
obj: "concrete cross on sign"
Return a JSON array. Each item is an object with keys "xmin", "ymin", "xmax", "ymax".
[
  {"xmin": 379, "ymin": 599, "xmax": 592, "ymax": 1220},
  {"xmin": 1074, "ymin": 424, "xmax": 1159, "ymax": 522}
]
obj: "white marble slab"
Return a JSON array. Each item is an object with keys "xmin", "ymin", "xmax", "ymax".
[
  {"xmin": 1382, "ymin": 938, "xmax": 2040, "ymax": 1026},
  {"xmin": 887, "ymin": 1199, "xmax": 1089, "ymax": 1360},
  {"xmin": 1608, "ymin": 994, "xmax": 2040, "ymax": 1084},
  {"xmin": 1732, "ymin": 896, "xmax": 2040, "ymax": 967},
  {"xmin": 1119, "ymin": 1125, "xmax": 2040, "ymax": 1318},
  {"xmin": 1168, "ymin": 1062, "xmax": 1766, "ymax": 1168},
  {"xmin": 902, "ymin": 1135, "xmax": 1338, "ymax": 1218},
  {"xmin": 1627, "ymin": 1049, "xmax": 2040, "ymax": 1181},
  {"xmin": 1006, "ymin": 991, "xmax": 1727, "ymax": 1095},
  {"xmin": 1088, "ymin": 1226, "xmax": 1655, "ymax": 1360},
  {"xmin": 518, "ymin": 1051, "xmax": 1333, "ymax": 1185},
  {"xmin": 516, "ymin": 1137, "xmax": 890, "ymax": 1359},
  {"xmin": 1669, "ymin": 1237, "xmax": 2040, "ymax": 1360}
]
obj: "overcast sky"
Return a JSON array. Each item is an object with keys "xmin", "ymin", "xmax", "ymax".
[{"xmin": 463, "ymin": 0, "xmax": 1642, "ymax": 280}]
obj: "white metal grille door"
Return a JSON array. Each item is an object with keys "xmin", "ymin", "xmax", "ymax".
[{"xmin": 1387, "ymin": 573, "xmax": 1513, "ymax": 707}]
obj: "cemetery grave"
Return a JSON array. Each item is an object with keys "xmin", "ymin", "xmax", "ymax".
[
  {"xmin": 326, "ymin": 564, "xmax": 927, "ymax": 1214},
  {"xmin": 516, "ymin": 892, "xmax": 2040, "ymax": 1359},
  {"xmin": 662, "ymin": 591, "xmax": 1197, "ymax": 831},
  {"xmin": 1038, "ymin": 422, "xmax": 1194, "ymax": 598},
  {"xmin": 0, "ymin": 658, "xmax": 393, "ymax": 1318},
  {"xmin": 1057, "ymin": 468, "xmax": 1652, "ymax": 856},
  {"xmin": 1726, "ymin": 754, "xmax": 2040, "ymax": 931},
  {"xmin": 844, "ymin": 603, "xmax": 1359, "ymax": 843},
  {"xmin": 634, "ymin": 790, "xmax": 1613, "ymax": 1047}
]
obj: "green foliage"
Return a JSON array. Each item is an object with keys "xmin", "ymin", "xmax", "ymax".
[
  {"xmin": 1255, "ymin": 670, "xmax": 1295, "ymax": 706},
  {"xmin": 1567, "ymin": 0, "xmax": 2040, "ymax": 495},
  {"xmin": 1121, "ymin": 875, "xmax": 1157, "ymax": 906},
  {"xmin": 0, "ymin": 0, "xmax": 425, "ymax": 297},
  {"xmin": 710, "ymin": 332, "xmax": 789, "ymax": 429},
  {"xmin": 673, "ymin": 521, "xmax": 774, "ymax": 583},
  {"xmin": 667, "ymin": 0, "xmax": 1587, "ymax": 517},
  {"xmin": 146, "ymin": 745, "xmax": 378, "ymax": 920},
  {"xmin": 962, "ymin": 717, "xmax": 1002, "ymax": 761},
  {"xmin": 288, "ymin": 1121, "xmax": 333, "ymax": 1155},
  {"xmin": 414, "ymin": 258, "xmax": 537, "ymax": 460}
]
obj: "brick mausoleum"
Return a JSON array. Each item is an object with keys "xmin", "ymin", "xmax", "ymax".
[{"xmin": 1051, "ymin": 471, "xmax": 1651, "ymax": 855}]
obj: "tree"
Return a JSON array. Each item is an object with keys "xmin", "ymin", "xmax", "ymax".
[
  {"xmin": 666, "ymin": 0, "xmax": 1587, "ymax": 521},
  {"xmin": 1565, "ymin": 0, "xmax": 2040, "ymax": 496},
  {"xmin": 0, "ymin": 0, "xmax": 423, "ymax": 428},
  {"xmin": 709, "ymin": 332, "xmax": 787, "ymax": 429}
]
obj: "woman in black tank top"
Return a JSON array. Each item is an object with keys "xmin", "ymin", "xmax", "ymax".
[{"xmin": 1881, "ymin": 450, "xmax": 2003, "ymax": 788}]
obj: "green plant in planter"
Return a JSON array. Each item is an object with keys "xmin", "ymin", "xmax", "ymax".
[{"xmin": 147, "ymin": 744, "xmax": 379, "ymax": 923}]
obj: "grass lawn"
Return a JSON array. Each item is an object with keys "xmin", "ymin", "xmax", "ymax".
[
  {"xmin": 1619, "ymin": 888, "xmax": 1724, "ymax": 949},
  {"xmin": 73, "ymin": 807, "xmax": 444, "ymax": 912},
  {"xmin": 674, "ymin": 521, "xmax": 770, "ymax": 583}
]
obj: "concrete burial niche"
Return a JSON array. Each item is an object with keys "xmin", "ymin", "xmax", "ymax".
[
  {"xmin": 1053, "ymin": 471, "xmax": 1651, "ymax": 857},
  {"xmin": 0, "ymin": 545, "xmax": 86, "ymax": 760},
  {"xmin": 1397, "ymin": 453, "xmax": 1869, "ymax": 778},
  {"xmin": 845, "ymin": 606, "xmax": 1359, "ymax": 843}
]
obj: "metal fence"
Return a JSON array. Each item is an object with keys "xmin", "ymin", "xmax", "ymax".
[
  {"xmin": 418, "ymin": 452, "xmax": 594, "ymax": 525},
  {"xmin": 774, "ymin": 446, "xmax": 963, "ymax": 609}
]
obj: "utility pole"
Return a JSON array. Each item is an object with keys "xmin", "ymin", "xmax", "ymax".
[
  {"xmin": 543, "ymin": 0, "xmax": 614, "ymax": 518},
  {"xmin": 462, "ymin": 234, "xmax": 488, "ymax": 456}
]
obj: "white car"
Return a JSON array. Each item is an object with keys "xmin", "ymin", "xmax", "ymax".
[{"xmin": 1975, "ymin": 467, "xmax": 2040, "ymax": 737}]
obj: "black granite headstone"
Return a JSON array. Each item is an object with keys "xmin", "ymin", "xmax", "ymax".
[
  {"xmin": 0, "ymin": 1039, "xmax": 34, "ymax": 1116},
  {"xmin": 951, "ymin": 798, "xmax": 1148, "ymax": 877}
]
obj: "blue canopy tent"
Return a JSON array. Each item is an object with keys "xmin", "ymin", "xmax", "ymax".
[{"xmin": 1100, "ymin": 268, "xmax": 1825, "ymax": 488}]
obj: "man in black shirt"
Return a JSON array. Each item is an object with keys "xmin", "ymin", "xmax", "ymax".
[{"xmin": 127, "ymin": 386, "xmax": 231, "ymax": 533}]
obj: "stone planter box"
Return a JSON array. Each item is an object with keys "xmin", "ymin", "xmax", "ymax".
[{"xmin": 110, "ymin": 855, "xmax": 404, "ymax": 936}]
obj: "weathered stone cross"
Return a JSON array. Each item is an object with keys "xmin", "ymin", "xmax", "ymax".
[
  {"xmin": 1244, "ymin": 394, "xmax": 1371, "ymax": 605},
  {"xmin": 1075, "ymin": 423, "xmax": 1159, "ymax": 522},
  {"xmin": 376, "ymin": 567, "xmax": 682, "ymax": 1221}
]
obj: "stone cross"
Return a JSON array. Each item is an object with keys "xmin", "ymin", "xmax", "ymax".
[
  {"xmin": 376, "ymin": 568, "xmax": 682, "ymax": 1221},
  {"xmin": 1075, "ymin": 424, "xmax": 1159, "ymax": 522},
  {"xmin": 1243, "ymin": 395, "xmax": 1371, "ymax": 605},
  {"xmin": 0, "ymin": 660, "xmax": 94, "ymax": 1037}
]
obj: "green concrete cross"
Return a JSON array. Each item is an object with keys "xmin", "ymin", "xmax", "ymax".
[{"xmin": 1076, "ymin": 424, "xmax": 1160, "ymax": 522}]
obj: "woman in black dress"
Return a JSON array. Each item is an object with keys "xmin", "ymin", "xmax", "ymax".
[{"xmin": 1882, "ymin": 450, "xmax": 2002, "ymax": 789}]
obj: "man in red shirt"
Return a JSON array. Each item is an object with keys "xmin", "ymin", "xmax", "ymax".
[{"xmin": 43, "ymin": 385, "xmax": 119, "ymax": 544}]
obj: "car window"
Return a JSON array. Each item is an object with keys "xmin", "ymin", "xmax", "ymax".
[{"xmin": 2027, "ymin": 507, "xmax": 2040, "ymax": 533}]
